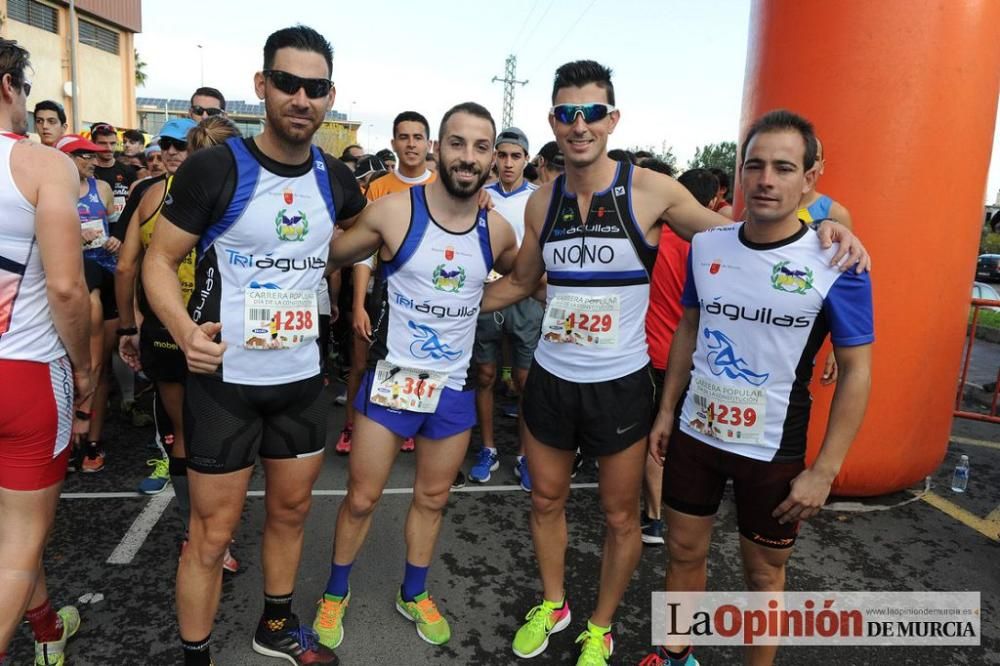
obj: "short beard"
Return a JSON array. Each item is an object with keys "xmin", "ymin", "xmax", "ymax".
[
  {"xmin": 264, "ymin": 96, "xmax": 322, "ymax": 148},
  {"xmin": 439, "ymin": 162, "xmax": 490, "ymax": 200}
]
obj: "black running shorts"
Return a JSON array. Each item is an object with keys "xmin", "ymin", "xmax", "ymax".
[
  {"xmin": 139, "ymin": 322, "xmax": 187, "ymax": 384},
  {"xmin": 84, "ymin": 262, "xmax": 118, "ymax": 320},
  {"xmin": 662, "ymin": 429, "xmax": 804, "ymax": 549},
  {"xmin": 522, "ymin": 361, "xmax": 656, "ymax": 457},
  {"xmin": 184, "ymin": 373, "xmax": 328, "ymax": 474}
]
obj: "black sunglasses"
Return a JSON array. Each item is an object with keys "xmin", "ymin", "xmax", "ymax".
[
  {"xmin": 158, "ymin": 137, "xmax": 187, "ymax": 151},
  {"xmin": 190, "ymin": 105, "xmax": 224, "ymax": 117},
  {"xmin": 262, "ymin": 70, "xmax": 333, "ymax": 99}
]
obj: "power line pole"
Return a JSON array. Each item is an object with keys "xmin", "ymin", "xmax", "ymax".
[{"xmin": 492, "ymin": 54, "xmax": 528, "ymax": 129}]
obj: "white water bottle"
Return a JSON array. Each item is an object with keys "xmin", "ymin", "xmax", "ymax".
[{"xmin": 950, "ymin": 455, "xmax": 969, "ymax": 493}]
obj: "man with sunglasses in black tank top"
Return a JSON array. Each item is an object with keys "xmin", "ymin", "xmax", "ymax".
[
  {"xmin": 143, "ymin": 26, "xmax": 365, "ymax": 666},
  {"xmin": 482, "ymin": 60, "xmax": 870, "ymax": 666}
]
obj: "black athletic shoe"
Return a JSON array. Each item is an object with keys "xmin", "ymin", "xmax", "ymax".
[
  {"xmin": 251, "ymin": 615, "xmax": 338, "ymax": 665},
  {"xmin": 451, "ymin": 470, "xmax": 466, "ymax": 490}
]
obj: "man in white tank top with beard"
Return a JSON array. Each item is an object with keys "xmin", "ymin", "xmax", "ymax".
[{"xmin": 309, "ymin": 102, "xmax": 519, "ymax": 654}]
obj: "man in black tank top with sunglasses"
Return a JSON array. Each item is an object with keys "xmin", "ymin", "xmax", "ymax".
[
  {"xmin": 144, "ymin": 26, "xmax": 365, "ymax": 666},
  {"xmin": 482, "ymin": 60, "xmax": 871, "ymax": 666}
]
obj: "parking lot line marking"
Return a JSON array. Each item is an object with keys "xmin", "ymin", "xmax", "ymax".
[
  {"xmin": 918, "ymin": 491, "xmax": 1000, "ymax": 542},
  {"xmin": 66, "ymin": 483, "xmax": 599, "ymax": 501},
  {"xmin": 106, "ymin": 491, "xmax": 175, "ymax": 564},
  {"xmin": 62, "ymin": 491, "xmax": 139, "ymax": 499},
  {"xmin": 950, "ymin": 436, "xmax": 1000, "ymax": 451}
]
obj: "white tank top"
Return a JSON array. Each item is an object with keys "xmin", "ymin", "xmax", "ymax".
[
  {"xmin": 195, "ymin": 138, "xmax": 336, "ymax": 385},
  {"xmin": 0, "ymin": 135, "xmax": 65, "ymax": 362},
  {"xmin": 533, "ymin": 163, "xmax": 657, "ymax": 382},
  {"xmin": 368, "ymin": 186, "xmax": 493, "ymax": 391}
]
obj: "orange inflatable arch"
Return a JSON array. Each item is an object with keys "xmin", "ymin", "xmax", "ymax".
[{"xmin": 737, "ymin": 0, "xmax": 1000, "ymax": 495}]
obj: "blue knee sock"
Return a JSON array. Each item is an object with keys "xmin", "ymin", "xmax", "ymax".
[
  {"xmin": 401, "ymin": 561, "xmax": 429, "ymax": 601},
  {"xmin": 324, "ymin": 562, "xmax": 353, "ymax": 598}
]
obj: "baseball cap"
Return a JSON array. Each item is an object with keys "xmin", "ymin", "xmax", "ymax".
[
  {"xmin": 159, "ymin": 118, "xmax": 197, "ymax": 141},
  {"xmin": 495, "ymin": 127, "xmax": 529, "ymax": 154},
  {"xmin": 55, "ymin": 134, "xmax": 107, "ymax": 154},
  {"xmin": 355, "ymin": 155, "xmax": 386, "ymax": 180},
  {"xmin": 376, "ymin": 148, "xmax": 395, "ymax": 163},
  {"xmin": 537, "ymin": 141, "xmax": 564, "ymax": 169},
  {"xmin": 145, "ymin": 139, "xmax": 162, "ymax": 156}
]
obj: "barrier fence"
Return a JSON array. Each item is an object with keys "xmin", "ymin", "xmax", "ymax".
[{"xmin": 955, "ymin": 297, "xmax": 1000, "ymax": 423}]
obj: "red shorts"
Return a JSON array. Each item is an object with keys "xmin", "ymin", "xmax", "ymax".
[{"xmin": 0, "ymin": 357, "xmax": 74, "ymax": 490}]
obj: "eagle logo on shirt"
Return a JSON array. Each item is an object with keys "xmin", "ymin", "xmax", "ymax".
[
  {"xmin": 770, "ymin": 261, "xmax": 814, "ymax": 295},
  {"xmin": 275, "ymin": 209, "xmax": 309, "ymax": 241},
  {"xmin": 431, "ymin": 264, "xmax": 466, "ymax": 293}
]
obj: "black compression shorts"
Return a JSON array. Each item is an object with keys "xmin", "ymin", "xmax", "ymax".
[
  {"xmin": 663, "ymin": 429, "xmax": 804, "ymax": 549},
  {"xmin": 184, "ymin": 373, "xmax": 328, "ymax": 474}
]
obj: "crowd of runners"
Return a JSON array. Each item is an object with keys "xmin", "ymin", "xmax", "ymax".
[{"xmin": 0, "ymin": 23, "xmax": 874, "ymax": 666}]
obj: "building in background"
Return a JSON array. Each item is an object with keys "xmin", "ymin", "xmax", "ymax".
[
  {"xmin": 2, "ymin": 0, "xmax": 141, "ymax": 131},
  {"xmin": 137, "ymin": 96, "xmax": 361, "ymax": 156}
]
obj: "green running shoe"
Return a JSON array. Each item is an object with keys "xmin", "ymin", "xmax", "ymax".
[
  {"xmin": 395, "ymin": 590, "xmax": 450, "ymax": 645},
  {"xmin": 512, "ymin": 598, "xmax": 571, "ymax": 658},
  {"xmin": 34, "ymin": 605, "xmax": 81, "ymax": 666},
  {"xmin": 313, "ymin": 590, "xmax": 350, "ymax": 649},
  {"xmin": 574, "ymin": 622, "xmax": 613, "ymax": 666}
]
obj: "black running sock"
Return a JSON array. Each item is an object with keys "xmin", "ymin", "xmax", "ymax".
[
  {"xmin": 262, "ymin": 592, "xmax": 294, "ymax": 632},
  {"xmin": 181, "ymin": 635, "xmax": 211, "ymax": 666}
]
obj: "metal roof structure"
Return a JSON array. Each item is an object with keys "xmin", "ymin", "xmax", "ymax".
[{"xmin": 136, "ymin": 97, "xmax": 350, "ymax": 122}]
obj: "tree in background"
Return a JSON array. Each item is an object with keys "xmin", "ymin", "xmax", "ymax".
[
  {"xmin": 688, "ymin": 141, "xmax": 736, "ymax": 174},
  {"xmin": 135, "ymin": 49, "xmax": 147, "ymax": 88},
  {"xmin": 626, "ymin": 141, "xmax": 678, "ymax": 173}
]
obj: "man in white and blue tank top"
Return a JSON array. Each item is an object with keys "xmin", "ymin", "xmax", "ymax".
[
  {"xmin": 309, "ymin": 102, "xmax": 519, "ymax": 653},
  {"xmin": 482, "ymin": 62, "xmax": 871, "ymax": 666},
  {"xmin": 646, "ymin": 110, "xmax": 873, "ymax": 666}
]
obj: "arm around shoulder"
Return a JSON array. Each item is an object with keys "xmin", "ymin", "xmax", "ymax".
[
  {"xmin": 637, "ymin": 168, "xmax": 728, "ymax": 241},
  {"xmin": 482, "ymin": 187, "xmax": 548, "ymax": 312},
  {"xmin": 488, "ymin": 210, "xmax": 518, "ymax": 275},
  {"xmin": 829, "ymin": 201, "xmax": 853, "ymax": 230},
  {"xmin": 328, "ymin": 194, "xmax": 389, "ymax": 269}
]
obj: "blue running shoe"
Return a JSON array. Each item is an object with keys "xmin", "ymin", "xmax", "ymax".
[
  {"xmin": 469, "ymin": 447, "xmax": 499, "ymax": 483},
  {"xmin": 514, "ymin": 456, "xmax": 532, "ymax": 492},
  {"xmin": 641, "ymin": 517, "xmax": 665, "ymax": 545},
  {"xmin": 137, "ymin": 456, "xmax": 170, "ymax": 495}
]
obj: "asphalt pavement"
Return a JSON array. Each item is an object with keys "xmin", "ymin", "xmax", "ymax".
[{"xmin": 6, "ymin": 344, "xmax": 1000, "ymax": 665}]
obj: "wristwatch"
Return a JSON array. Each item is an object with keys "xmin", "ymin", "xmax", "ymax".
[{"xmin": 116, "ymin": 326, "xmax": 138, "ymax": 336}]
